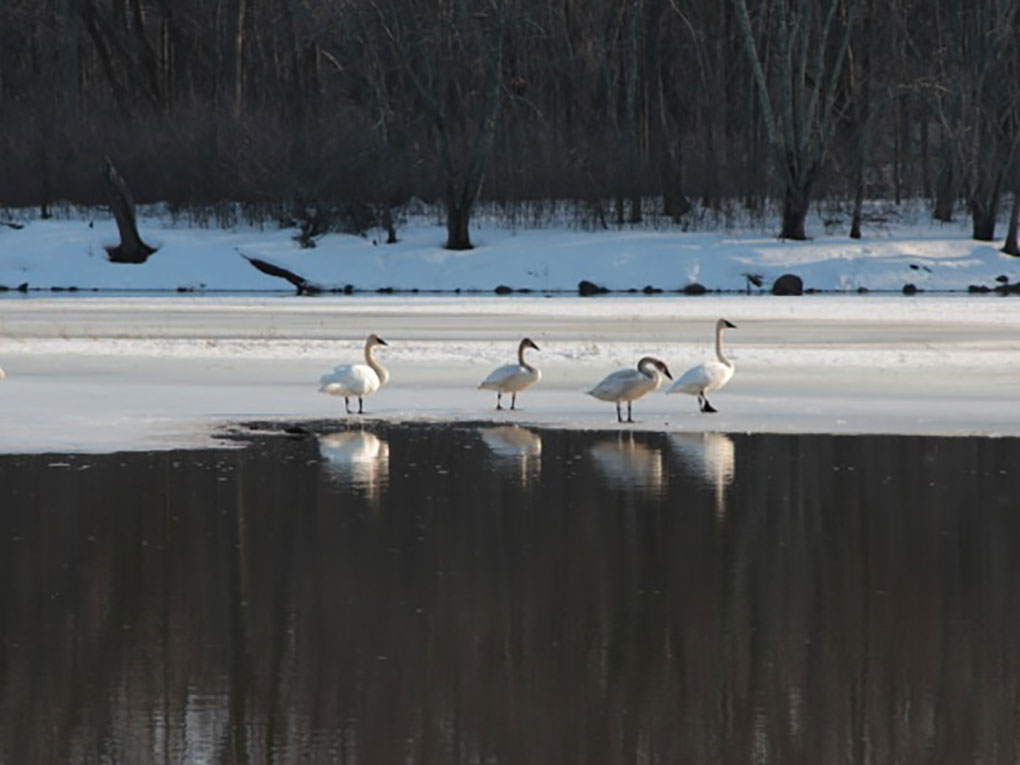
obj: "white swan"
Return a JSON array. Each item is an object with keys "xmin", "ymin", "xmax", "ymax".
[
  {"xmin": 0, "ymin": 365, "xmax": 5, "ymax": 380},
  {"xmin": 318, "ymin": 333, "xmax": 390, "ymax": 414},
  {"xmin": 479, "ymin": 337, "xmax": 541, "ymax": 409},
  {"xmin": 667, "ymin": 319, "xmax": 737, "ymax": 412},
  {"xmin": 588, "ymin": 356, "xmax": 672, "ymax": 423}
]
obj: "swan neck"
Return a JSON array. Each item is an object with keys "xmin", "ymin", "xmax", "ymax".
[
  {"xmin": 365, "ymin": 342, "xmax": 389, "ymax": 384},
  {"xmin": 639, "ymin": 358, "xmax": 660, "ymax": 384},
  {"xmin": 715, "ymin": 325, "xmax": 731, "ymax": 366},
  {"xmin": 518, "ymin": 342, "xmax": 535, "ymax": 372}
]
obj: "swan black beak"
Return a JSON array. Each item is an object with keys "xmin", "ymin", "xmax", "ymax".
[
  {"xmin": 723, "ymin": 320, "xmax": 737, "ymax": 329},
  {"xmin": 377, "ymin": 338, "xmax": 389, "ymax": 346}
]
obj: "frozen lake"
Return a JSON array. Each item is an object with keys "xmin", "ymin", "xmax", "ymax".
[
  {"xmin": 1, "ymin": 423, "xmax": 1018, "ymax": 763},
  {"xmin": 0, "ymin": 294, "xmax": 1018, "ymax": 452}
]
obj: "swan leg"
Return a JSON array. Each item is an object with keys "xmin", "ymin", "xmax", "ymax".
[
  {"xmin": 616, "ymin": 402, "xmax": 623, "ymax": 423},
  {"xmin": 496, "ymin": 392, "xmax": 503, "ymax": 410},
  {"xmin": 626, "ymin": 401, "xmax": 634, "ymax": 423},
  {"xmin": 358, "ymin": 397, "xmax": 364, "ymax": 414},
  {"xmin": 700, "ymin": 395, "xmax": 718, "ymax": 414},
  {"xmin": 344, "ymin": 397, "xmax": 352, "ymax": 414},
  {"xmin": 511, "ymin": 392, "xmax": 517, "ymax": 410}
]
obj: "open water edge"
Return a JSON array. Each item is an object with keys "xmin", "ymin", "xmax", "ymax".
[{"xmin": 1, "ymin": 424, "xmax": 1018, "ymax": 764}]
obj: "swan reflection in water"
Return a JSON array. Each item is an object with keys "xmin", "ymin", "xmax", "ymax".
[
  {"xmin": 668, "ymin": 432, "xmax": 735, "ymax": 518},
  {"xmin": 589, "ymin": 433, "xmax": 666, "ymax": 493},
  {"xmin": 318, "ymin": 430, "xmax": 390, "ymax": 501},
  {"xmin": 478, "ymin": 426, "xmax": 542, "ymax": 484}
]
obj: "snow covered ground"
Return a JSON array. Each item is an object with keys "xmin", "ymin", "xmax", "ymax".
[
  {"xmin": 1, "ymin": 211, "xmax": 1018, "ymax": 453},
  {"xmin": 1, "ymin": 208, "xmax": 1018, "ymax": 293}
]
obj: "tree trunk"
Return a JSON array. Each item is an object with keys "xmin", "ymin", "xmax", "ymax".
[
  {"xmin": 970, "ymin": 166, "xmax": 1003, "ymax": 241},
  {"xmin": 622, "ymin": 0, "xmax": 642, "ymax": 224},
  {"xmin": 445, "ymin": 197, "xmax": 471, "ymax": 250},
  {"xmin": 381, "ymin": 205, "xmax": 397, "ymax": 245},
  {"xmin": 850, "ymin": 178, "xmax": 864, "ymax": 239},
  {"xmin": 1002, "ymin": 192, "xmax": 1020, "ymax": 256},
  {"xmin": 933, "ymin": 142, "xmax": 955, "ymax": 222},
  {"xmin": 970, "ymin": 197, "xmax": 998, "ymax": 241},
  {"xmin": 780, "ymin": 182, "xmax": 810, "ymax": 240},
  {"xmin": 102, "ymin": 157, "xmax": 157, "ymax": 263}
]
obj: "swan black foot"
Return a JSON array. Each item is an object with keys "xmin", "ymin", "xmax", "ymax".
[
  {"xmin": 699, "ymin": 394, "xmax": 717, "ymax": 413},
  {"xmin": 496, "ymin": 393, "xmax": 503, "ymax": 410},
  {"xmin": 358, "ymin": 397, "xmax": 364, "ymax": 414},
  {"xmin": 616, "ymin": 402, "xmax": 624, "ymax": 423},
  {"xmin": 511, "ymin": 393, "xmax": 517, "ymax": 410},
  {"xmin": 344, "ymin": 397, "xmax": 353, "ymax": 414},
  {"xmin": 626, "ymin": 402, "xmax": 634, "ymax": 423}
]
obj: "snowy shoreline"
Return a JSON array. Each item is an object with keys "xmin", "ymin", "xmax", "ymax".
[
  {"xmin": 0, "ymin": 294, "xmax": 1018, "ymax": 453},
  {"xmin": 3, "ymin": 213, "xmax": 1020, "ymax": 294}
]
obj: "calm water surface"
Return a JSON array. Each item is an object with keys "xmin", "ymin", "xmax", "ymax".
[{"xmin": 1, "ymin": 425, "xmax": 1018, "ymax": 764}]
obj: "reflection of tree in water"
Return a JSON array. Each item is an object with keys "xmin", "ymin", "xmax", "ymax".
[{"xmin": 2, "ymin": 431, "xmax": 1020, "ymax": 763}]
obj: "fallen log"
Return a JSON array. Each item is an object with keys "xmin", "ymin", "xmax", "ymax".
[
  {"xmin": 102, "ymin": 157, "xmax": 157, "ymax": 263},
  {"xmin": 241, "ymin": 254, "xmax": 321, "ymax": 295}
]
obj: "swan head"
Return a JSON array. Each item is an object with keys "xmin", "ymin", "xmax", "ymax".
[
  {"xmin": 638, "ymin": 356, "xmax": 673, "ymax": 380},
  {"xmin": 366, "ymin": 333, "xmax": 388, "ymax": 347},
  {"xmin": 718, "ymin": 319, "xmax": 737, "ymax": 330},
  {"xmin": 520, "ymin": 337, "xmax": 540, "ymax": 352}
]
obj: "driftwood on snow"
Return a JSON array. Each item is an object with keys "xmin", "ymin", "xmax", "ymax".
[
  {"xmin": 102, "ymin": 156, "xmax": 157, "ymax": 263},
  {"xmin": 241, "ymin": 254, "xmax": 321, "ymax": 295}
]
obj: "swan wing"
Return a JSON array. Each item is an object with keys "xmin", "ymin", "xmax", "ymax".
[
  {"xmin": 668, "ymin": 361, "xmax": 727, "ymax": 395},
  {"xmin": 588, "ymin": 368, "xmax": 643, "ymax": 401},
  {"xmin": 480, "ymin": 364, "xmax": 540, "ymax": 392},
  {"xmin": 319, "ymin": 363, "xmax": 380, "ymax": 396}
]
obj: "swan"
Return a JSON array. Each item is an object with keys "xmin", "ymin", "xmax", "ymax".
[
  {"xmin": 0, "ymin": 365, "xmax": 5, "ymax": 380},
  {"xmin": 318, "ymin": 333, "xmax": 390, "ymax": 414},
  {"xmin": 667, "ymin": 319, "xmax": 737, "ymax": 413},
  {"xmin": 479, "ymin": 337, "xmax": 541, "ymax": 409},
  {"xmin": 587, "ymin": 356, "xmax": 672, "ymax": 423}
]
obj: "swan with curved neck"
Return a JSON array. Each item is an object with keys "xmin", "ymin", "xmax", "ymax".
[
  {"xmin": 667, "ymin": 319, "xmax": 737, "ymax": 412},
  {"xmin": 588, "ymin": 356, "xmax": 673, "ymax": 423},
  {"xmin": 479, "ymin": 337, "xmax": 541, "ymax": 410},
  {"xmin": 318, "ymin": 333, "xmax": 390, "ymax": 414}
]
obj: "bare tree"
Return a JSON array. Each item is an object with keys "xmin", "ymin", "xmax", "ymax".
[
  {"xmin": 733, "ymin": 0, "xmax": 856, "ymax": 240},
  {"xmin": 368, "ymin": 0, "xmax": 507, "ymax": 250}
]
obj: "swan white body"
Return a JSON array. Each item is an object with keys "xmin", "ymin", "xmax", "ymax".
[
  {"xmin": 588, "ymin": 356, "xmax": 672, "ymax": 422},
  {"xmin": 479, "ymin": 338, "xmax": 541, "ymax": 409},
  {"xmin": 0, "ymin": 366, "xmax": 5, "ymax": 380},
  {"xmin": 319, "ymin": 334, "xmax": 390, "ymax": 414},
  {"xmin": 668, "ymin": 319, "xmax": 737, "ymax": 412}
]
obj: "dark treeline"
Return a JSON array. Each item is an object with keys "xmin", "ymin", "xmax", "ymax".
[{"xmin": 1, "ymin": 0, "xmax": 1019, "ymax": 249}]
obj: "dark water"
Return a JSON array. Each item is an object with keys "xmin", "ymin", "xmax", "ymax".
[{"xmin": 1, "ymin": 425, "xmax": 1019, "ymax": 764}]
